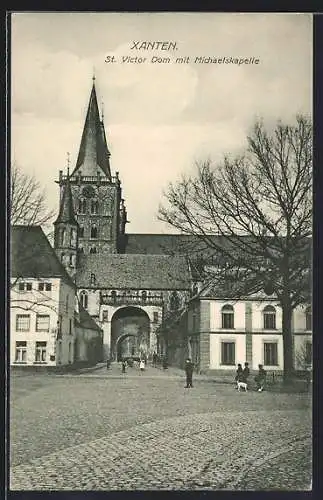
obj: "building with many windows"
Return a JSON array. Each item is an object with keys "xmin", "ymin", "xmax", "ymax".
[
  {"xmin": 12, "ymin": 78, "xmax": 311, "ymax": 374},
  {"xmin": 184, "ymin": 293, "xmax": 312, "ymax": 373},
  {"xmin": 10, "ymin": 226, "xmax": 102, "ymax": 368}
]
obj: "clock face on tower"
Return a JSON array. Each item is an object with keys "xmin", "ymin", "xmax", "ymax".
[{"xmin": 82, "ymin": 186, "xmax": 96, "ymax": 198}]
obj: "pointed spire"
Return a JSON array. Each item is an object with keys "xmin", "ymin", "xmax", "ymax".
[
  {"xmin": 72, "ymin": 79, "xmax": 112, "ymax": 180},
  {"xmin": 54, "ymin": 164, "xmax": 78, "ymax": 225}
]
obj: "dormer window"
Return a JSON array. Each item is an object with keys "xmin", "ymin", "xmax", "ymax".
[
  {"xmin": 90, "ymin": 247, "xmax": 97, "ymax": 254},
  {"xmin": 90, "ymin": 273, "xmax": 96, "ymax": 286}
]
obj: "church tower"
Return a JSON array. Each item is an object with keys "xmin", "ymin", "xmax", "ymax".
[
  {"xmin": 56, "ymin": 77, "xmax": 127, "ymax": 256},
  {"xmin": 54, "ymin": 169, "xmax": 79, "ymax": 279}
]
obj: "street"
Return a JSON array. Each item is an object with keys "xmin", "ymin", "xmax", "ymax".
[{"xmin": 10, "ymin": 363, "xmax": 312, "ymax": 491}]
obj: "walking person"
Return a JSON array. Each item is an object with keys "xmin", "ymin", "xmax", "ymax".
[
  {"xmin": 152, "ymin": 351, "xmax": 158, "ymax": 367},
  {"xmin": 255, "ymin": 364, "xmax": 266, "ymax": 392},
  {"xmin": 139, "ymin": 359, "xmax": 145, "ymax": 372},
  {"xmin": 185, "ymin": 358, "xmax": 194, "ymax": 388},
  {"xmin": 242, "ymin": 362, "xmax": 250, "ymax": 385},
  {"xmin": 121, "ymin": 359, "xmax": 127, "ymax": 374}
]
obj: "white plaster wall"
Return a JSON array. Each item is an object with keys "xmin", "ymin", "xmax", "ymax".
[
  {"xmin": 294, "ymin": 334, "xmax": 312, "ymax": 369},
  {"xmin": 58, "ymin": 280, "xmax": 76, "ymax": 365},
  {"xmin": 209, "ymin": 333, "xmax": 246, "ymax": 370},
  {"xmin": 293, "ymin": 305, "xmax": 311, "ymax": 333},
  {"xmin": 78, "ymin": 289, "xmax": 100, "ymax": 316},
  {"xmin": 210, "ymin": 301, "xmax": 246, "ymax": 331},
  {"xmin": 252, "ymin": 334, "xmax": 284, "ymax": 371},
  {"xmin": 10, "ymin": 278, "xmax": 61, "ymax": 366}
]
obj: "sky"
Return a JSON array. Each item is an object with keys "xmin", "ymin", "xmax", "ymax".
[{"xmin": 11, "ymin": 12, "xmax": 312, "ymax": 234}]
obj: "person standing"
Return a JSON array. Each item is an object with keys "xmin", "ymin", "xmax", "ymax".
[
  {"xmin": 185, "ymin": 358, "xmax": 194, "ymax": 388},
  {"xmin": 255, "ymin": 364, "xmax": 266, "ymax": 391},
  {"xmin": 139, "ymin": 359, "xmax": 145, "ymax": 372},
  {"xmin": 121, "ymin": 359, "xmax": 127, "ymax": 374},
  {"xmin": 242, "ymin": 362, "xmax": 250, "ymax": 385},
  {"xmin": 235, "ymin": 363, "xmax": 243, "ymax": 387}
]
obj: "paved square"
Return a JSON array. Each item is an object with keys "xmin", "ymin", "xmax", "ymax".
[{"xmin": 10, "ymin": 364, "xmax": 312, "ymax": 491}]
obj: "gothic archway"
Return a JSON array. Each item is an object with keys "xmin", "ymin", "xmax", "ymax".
[{"xmin": 110, "ymin": 307, "xmax": 150, "ymax": 361}]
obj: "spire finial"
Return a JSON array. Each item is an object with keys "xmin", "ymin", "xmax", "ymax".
[
  {"xmin": 67, "ymin": 152, "xmax": 70, "ymax": 176},
  {"xmin": 92, "ymin": 66, "xmax": 96, "ymax": 83}
]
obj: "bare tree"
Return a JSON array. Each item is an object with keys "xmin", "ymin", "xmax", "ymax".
[
  {"xmin": 159, "ymin": 115, "xmax": 312, "ymax": 382},
  {"xmin": 10, "ymin": 163, "xmax": 55, "ymax": 227}
]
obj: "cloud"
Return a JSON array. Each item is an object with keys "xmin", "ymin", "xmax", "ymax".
[{"xmin": 11, "ymin": 13, "xmax": 312, "ymax": 233}]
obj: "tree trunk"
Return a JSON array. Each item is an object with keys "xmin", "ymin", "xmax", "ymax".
[{"xmin": 281, "ymin": 299, "xmax": 294, "ymax": 383}]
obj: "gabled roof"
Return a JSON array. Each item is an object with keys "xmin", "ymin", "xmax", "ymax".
[
  {"xmin": 76, "ymin": 254, "xmax": 190, "ymax": 290},
  {"xmin": 123, "ymin": 233, "xmax": 232, "ymax": 258},
  {"xmin": 72, "ymin": 82, "xmax": 111, "ymax": 179},
  {"xmin": 54, "ymin": 174, "xmax": 78, "ymax": 225},
  {"xmin": 75, "ymin": 301, "xmax": 102, "ymax": 332},
  {"xmin": 11, "ymin": 226, "xmax": 75, "ymax": 287}
]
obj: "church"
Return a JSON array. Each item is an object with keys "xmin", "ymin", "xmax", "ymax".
[
  {"xmin": 52, "ymin": 78, "xmax": 312, "ymax": 373},
  {"xmin": 53, "ymin": 78, "xmax": 192, "ymax": 364}
]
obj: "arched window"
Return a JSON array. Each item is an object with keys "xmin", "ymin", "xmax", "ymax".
[
  {"xmin": 90, "ymin": 273, "xmax": 96, "ymax": 286},
  {"xmin": 170, "ymin": 291, "xmax": 180, "ymax": 310},
  {"xmin": 79, "ymin": 246, "xmax": 84, "ymax": 254},
  {"xmin": 79, "ymin": 226, "xmax": 84, "ymax": 238},
  {"xmin": 91, "ymin": 200, "xmax": 99, "ymax": 214},
  {"xmin": 90, "ymin": 247, "xmax": 97, "ymax": 254},
  {"xmin": 305, "ymin": 306, "xmax": 312, "ymax": 331},
  {"xmin": 61, "ymin": 252, "xmax": 65, "ymax": 263},
  {"xmin": 221, "ymin": 304, "xmax": 234, "ymax": 329},
  {"xmin": 78, "ymin": 199, "xmax": 87, "ymax": 214},
  {"xmin": 263, "ymin": 305, "xmax": 276, "ymax": 330},
  {"xmin": 71, "ymin": 228, "xmax": 77, "ymax": 247},
  {"xmin": 61, "ymin": 228, "xmax": 66, "ymax": 246},
  {"xmin": 91, "ymin": 225, "xmax": 98, "ymax": 238},
  {"xmin": 69, "ymin": 254, "xmax": 74, "ymax": 266},
  {"xmin": 80, "ymin": 290, "xmax": 88, "ymax": 309}
]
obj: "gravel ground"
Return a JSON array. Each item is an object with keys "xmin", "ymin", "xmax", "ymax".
[{"xmin": 9, "ymin": 364, "xmax": 312, "ymax": 491}]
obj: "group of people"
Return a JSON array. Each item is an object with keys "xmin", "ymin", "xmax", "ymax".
[
  {"xmin": 119, "ymin": 352, "xmax": 169, "ymax": 374},
  {"xmin": 235, "ymin": 362, "xmax": 267, "ymax": 391}
]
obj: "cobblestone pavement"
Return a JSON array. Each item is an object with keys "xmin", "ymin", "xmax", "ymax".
[{"xmin": 10, "ymin": 364, "xmax": 312, "ymax": 491}]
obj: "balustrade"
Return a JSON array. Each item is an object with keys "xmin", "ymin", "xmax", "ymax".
[{"xmin": 100, "ymin": 293, "xmax": 164, "ymax": 306}]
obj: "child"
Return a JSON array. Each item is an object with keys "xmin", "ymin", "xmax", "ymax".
[
  {"xmin": 139, "ymin": 359, "xmax": 145, "ymax": 372},
  {"xmin": 235, "ymin": 363, "xmax": 243, "ymax": 388}
]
